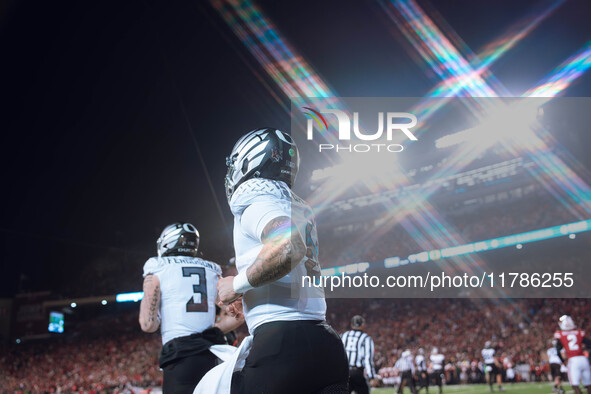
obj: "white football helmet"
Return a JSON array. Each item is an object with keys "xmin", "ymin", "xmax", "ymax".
[
  {"xmin": 559, "ymin": 315, "xmax": 576, "ymax": 330},
  {"xmin": 431, "ymin": 347, "xmax": 439, "ymax": 355}
]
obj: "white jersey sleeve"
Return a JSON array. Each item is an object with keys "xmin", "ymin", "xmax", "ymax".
[
  {"xmin": 230, "ymin": 178, "xmax": 326, "ymax": 333},
  {"xmin": 143, "ymin": 256, "xmax": 222, "ymax": 345},
  {"xmin": 143, "ymin": 257, "xmax": 166, "ymax": 278},
  {"xmin": 241, "ymin": 199, "xmax": 290, "ymax": 241}
]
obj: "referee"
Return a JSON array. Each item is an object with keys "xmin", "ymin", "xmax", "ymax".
[
  {"xmin": 395, "ymin": 350, "xmax": 417, "ymax": 394},
  {"xmin": 342, "ymin": 315, "xmax": 376, "ymax": 394}
]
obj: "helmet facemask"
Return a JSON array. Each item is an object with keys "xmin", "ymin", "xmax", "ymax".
[
  {"xmin": 157, "ymin": 222, "xmax": 200, "ymax": 257},
  {"xmin": 225, "ymin": 128, "xmax": 299, "ymax": 203}
]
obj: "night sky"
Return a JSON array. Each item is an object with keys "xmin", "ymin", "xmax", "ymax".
[{"xmin": 1, "ymin": 0, "xmax": 590, "ymax": 298}]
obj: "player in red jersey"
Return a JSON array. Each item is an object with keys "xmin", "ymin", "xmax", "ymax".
[{"xmin": 554, "ymin": 315, "xmax": 591, "ymax": 394}]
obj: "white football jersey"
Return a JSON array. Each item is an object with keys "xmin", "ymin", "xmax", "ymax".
[
  {"xmin": 416, "ymin": 354, "xmax": 426, "ymax": 371},
  {"xmin": 430, "ymin": 354, "xmax": 444, "ymax": 370},
  {"xmin": 143, "ymin": 256, "xmax": 221, "ymax": 345},
  {"xmin": 229, "ymin": 178, "xmax": 326, "ymax": 333},
  {"xmin": 482, "ymin": 347, "xmax": 496, "ymax": 364},
  {"xmin": 547, "ymin": 347, "xmax": 562, "ymax": 364}
]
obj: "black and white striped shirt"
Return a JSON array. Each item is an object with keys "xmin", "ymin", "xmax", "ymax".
[{"xmin": 341, "ymin": 330, "xmax": 376, "ymax": 379}]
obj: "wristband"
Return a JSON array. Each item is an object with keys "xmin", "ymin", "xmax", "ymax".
[{"xmin": 233, "ymin": 270, "xmax": 254, "ymax": 294}]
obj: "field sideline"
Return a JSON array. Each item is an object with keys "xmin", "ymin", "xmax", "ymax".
[{"xmin": 372, "ymin": 383, "xmax": 565, "ymax": 394}]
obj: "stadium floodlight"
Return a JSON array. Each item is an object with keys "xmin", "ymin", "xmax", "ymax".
[
  {"xmin": 70, "ymin": 302, "xmax": 77, "ymax": 308},
  {"xmin": 116, "ymin": 292, "xmax": 144, "ymax": 303}
]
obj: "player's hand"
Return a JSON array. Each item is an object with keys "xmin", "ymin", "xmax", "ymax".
[
  {"xmin": 217, "ymin": 276, "xmax": 242, "ymax": 305},
  {"xmin": 227, "ymin": 299, "xmax": 244, "ymax": 318}
]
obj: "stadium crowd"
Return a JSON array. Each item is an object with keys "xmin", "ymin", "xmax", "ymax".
[
  {"xmin": 327, "ymin": 298, "xmax": 591, "ymax": 386},
  {"xmin": 0, "ymin": 311, "xmax": 162, "ymax": 393},
  {"xmin": 320, "ymin": 193, "xmax": 578, "ymax": 268},
  {"xmin": 2, "ymin": 297, "xmax": 589, "ymax": 391}
]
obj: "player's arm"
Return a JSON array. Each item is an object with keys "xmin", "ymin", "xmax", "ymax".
[
  {"xmin": 139, "ymin": 274, "xmax": 161, "ymax": 333},
  {"xmin": 218, "ymin": 216, "xmax": 306, "ymax": 305},
  {"xmin": 364, "ymin": 336, "xmax": 377, "ymax": 379},
  {"xmin": 555, "ymin": 339, "xmax": 565, "ymax": 363},
  {"xmin": 244, "ymin": 216, "xmax": 306, "ymax": 287}
]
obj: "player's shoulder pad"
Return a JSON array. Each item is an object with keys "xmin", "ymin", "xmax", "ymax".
[
  {"xmin": 189, "ymin": 257, "xmax": 223, "ymax": 276},
  {"xmin": 230, "ymin": 178, "xmax": 292, "ymax": 215},
  {"xmin": 143, "ymin": 257, "xmax": 167, "ymax": 278}
]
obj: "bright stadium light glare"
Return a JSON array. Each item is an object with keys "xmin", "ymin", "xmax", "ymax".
[
  {"xmin": 70, "ymin": 302, "xmax": 77, "ymax": 308},
  {"xmin": 312, "ymin": 152, "xmax": 402, "ymax": 190},
  {"xmin": 435, "ymin": 102, "xmax": 541, "ymax": 150}
]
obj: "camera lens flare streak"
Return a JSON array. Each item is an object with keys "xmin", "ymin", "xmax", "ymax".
[
  {"xmin": 377, "ymin": 0, "xmax": 591, "ymax": 219},
  {"xmin": 212, "ymin": 0, "xmax": 591, "ymax": 299}
]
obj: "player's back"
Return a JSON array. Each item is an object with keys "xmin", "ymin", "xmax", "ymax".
[
  {"xmin": 547, "ymin": 347, "xmax": 562, "ymax": 364},
  {"xmin": 431, "ymin": 354, "xmax": 444, "ymax": 369},
  {"xmin": 482, "ymin": 347, "xmax": 496, "ymax": 364},
  {"xmin": 416, "ymin": 354, "xmax": 425, "ymax": 369},
  {"xmin": 143, "ymin": 256, "xmax": 221, "ymax": 345},
  {"xmin": 230, "ymin": 178, "xmax": 326, "ymax": 332},
  {"xmin": 555, "ymin": 329, "xmax": 586, "ymax": 359}
]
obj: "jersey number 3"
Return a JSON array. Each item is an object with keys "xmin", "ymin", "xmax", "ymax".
[{"xmin": 182, "ymin": 267, "xmax": 208, "ymax": 313}]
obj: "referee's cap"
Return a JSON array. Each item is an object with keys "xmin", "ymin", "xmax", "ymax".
[{"xmin": 351, "ymin": 315, "xmax": 365, "ymax": 329}]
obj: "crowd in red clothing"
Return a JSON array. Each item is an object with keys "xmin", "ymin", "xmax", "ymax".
[
  {"xmin": 1, "ymin": 312, "xmax": 162, "ymax": 393},
  {"xmin": 2, "ymin": 297, "xmax": 588, "ymax": 391},
  {"xmin": 326, "ymin": 298, "xmax": 591, "ymax": 384}
]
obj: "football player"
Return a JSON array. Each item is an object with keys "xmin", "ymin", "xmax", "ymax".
[
  {"xmin": 139, "ymin": 222, "xmax": 244, "ymax": 394},
  {"xmin": 217, "ymin": 128, "xmax": 349, "ymax": 393},
  {"xmin": 548, "ymin": 339, "xmax": 565, "ymax": 394},
  {"xmin": 415, "ymin": 348, "xmax": 429, "ymax": 393},
  {"xmin": 482, "ymin": 341, "xmax": 504, "ymax": 392},
  {"xmin": 395, "ymin": 350, "xmax": 417, "ymax": 394},
  {"xmin": 554, "ymin": 315, "xmax": 591, "ymax": 394},
  {"xmin": 429, "ymin": 348, "xmax": 444, "ymax": 394}
]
